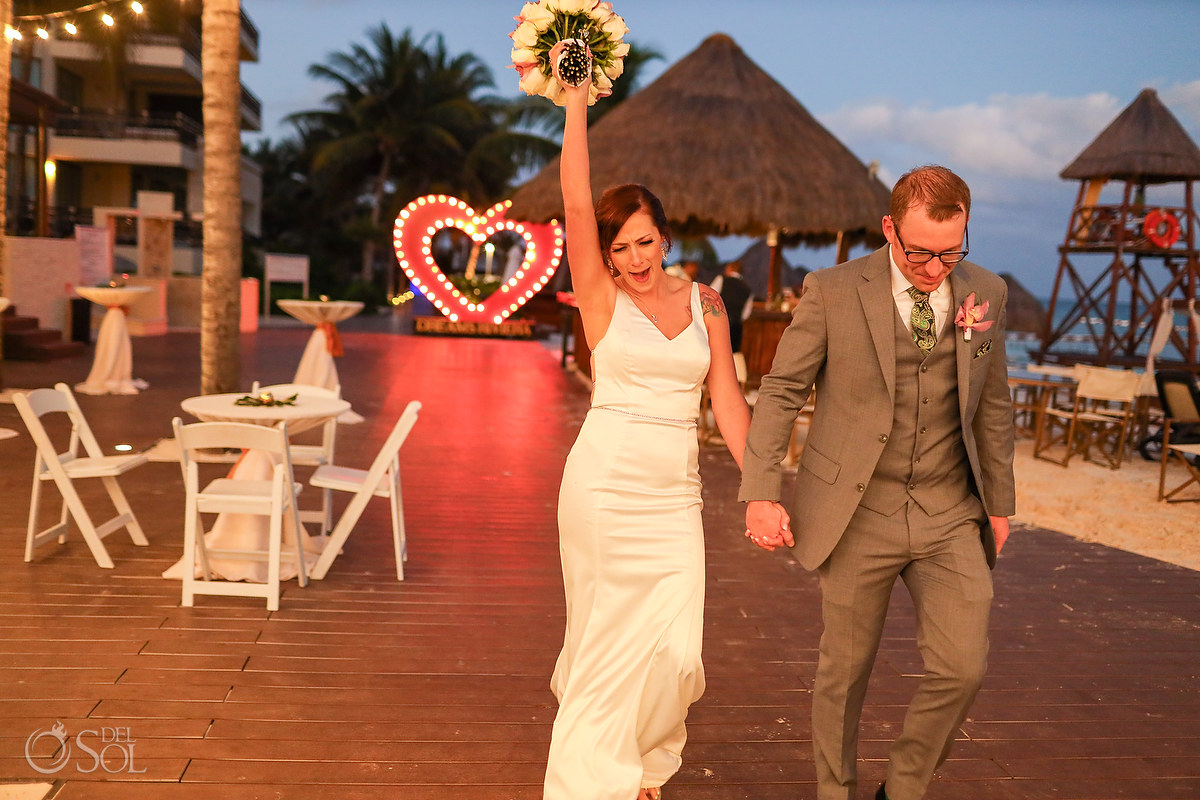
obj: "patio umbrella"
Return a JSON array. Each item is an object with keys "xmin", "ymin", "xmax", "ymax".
[{"xmin": 507, "ymin": 33, "xmax": 891, "ymax": 294}]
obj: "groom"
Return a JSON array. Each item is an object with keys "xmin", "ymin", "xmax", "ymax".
[{"xmin": 740, "ymin": 165, "xmax": 1015, "ymax": 800}]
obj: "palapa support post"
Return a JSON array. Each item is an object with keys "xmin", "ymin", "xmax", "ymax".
[{"xmin": 766, "ymin": 227, "xmax": 780, "ymax": 302}]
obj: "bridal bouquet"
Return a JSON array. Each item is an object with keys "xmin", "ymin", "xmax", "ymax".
[{"xmin": 510, "ymin": 0, "xmax": 630, "ymax": 106}]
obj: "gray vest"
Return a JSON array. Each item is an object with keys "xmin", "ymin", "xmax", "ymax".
[{"xmin": 859, "ymin": 307, "xmax": 971, "ymax": 516}]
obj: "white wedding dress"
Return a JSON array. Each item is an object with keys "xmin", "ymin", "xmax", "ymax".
[{"xmin": 546, "ymin": 282, "xmax": 710, "ymax": 799}]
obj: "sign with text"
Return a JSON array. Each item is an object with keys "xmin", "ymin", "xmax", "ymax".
[
  {"xmin": 76, "ymin": 225, "xmax": 112, "ymax": 288},
  {"xmin": 414, "ymin": 316, "xmax": 534, "ymax": 339}
]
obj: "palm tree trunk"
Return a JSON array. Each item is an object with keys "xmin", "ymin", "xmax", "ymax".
[
  {"xmin": 360, "ymin": 151, "xmax": 393, "ymax": 287},
  {"xmin": 200, "ymin": 0, "xmax": 242, "ymax": 394},
  {"xmin": 0, "ymin": 0, "xmax": 13, "ymax": 388}
]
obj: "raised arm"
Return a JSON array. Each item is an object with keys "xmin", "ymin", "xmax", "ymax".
[{"xmin": 552, "ymin": 43, "xmax": 616, "ymax": 348}]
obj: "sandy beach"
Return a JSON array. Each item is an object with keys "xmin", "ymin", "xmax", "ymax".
[{"xmin": 1012, "ymin": 439, "xmax": 1199, "ymax": 572}]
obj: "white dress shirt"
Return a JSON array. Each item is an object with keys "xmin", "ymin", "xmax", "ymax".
[{"xmin": 889, "ymin": 250, "xmax": 952, "ymax": 338}]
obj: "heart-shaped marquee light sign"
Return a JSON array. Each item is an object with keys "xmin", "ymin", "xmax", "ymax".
[{"xmin": 393, "ymin": 195, "xmax": 564, "ymax": 324}]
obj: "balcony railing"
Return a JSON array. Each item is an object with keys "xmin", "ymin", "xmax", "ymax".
[
  {"xmin": 241, "ymin": 86, "xmax": 261, "ymax": 123},
  {"xmin": 5, "ymin": 203, "xmax": 205, "ymax": 244},
  {"xmin": 240, "ymin": 10, "xmax": 259, "ymax": 52},
  {"xmin": 54, "ymin": 109, "xmax": 203, "ymax": 148}
]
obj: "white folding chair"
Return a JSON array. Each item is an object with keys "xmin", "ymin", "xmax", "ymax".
[
  {"xmin": 172, "ymin": 417, "xmax": 308, "ymax": 611},
  {"xmin": 308, "ymin": 401, "xmax": 421, "ymax": 581},
  {"xmin": 13, "ymin": 382, "xmax": 149, "ymax": 568},
  {"xmin": 250, "ymin": 381, "xmax": 340, "ymax": 536}
]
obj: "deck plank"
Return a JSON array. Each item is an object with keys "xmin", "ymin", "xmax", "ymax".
[{"xmin": 0, "ymin": 328, "xmax": 1197, "ymax": 798}]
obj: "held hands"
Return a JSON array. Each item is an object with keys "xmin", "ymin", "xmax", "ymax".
[{"xmin": 745, "ymin": 500, "xmax": 793, "ymax": 552}]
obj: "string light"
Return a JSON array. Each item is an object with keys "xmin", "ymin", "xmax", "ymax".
[{"xmin": 10, "ymin": 1, "xmax": 161, "ymax": 41}]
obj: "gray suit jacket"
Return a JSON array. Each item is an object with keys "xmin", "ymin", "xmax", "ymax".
[{"xmin": 738, "ymin": 246, "xmax": 1016, "ymax": 570}]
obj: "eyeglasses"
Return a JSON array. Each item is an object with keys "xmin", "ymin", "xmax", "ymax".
[{"xmin": 893, "ymin": 224, "xmax": 969, "ymax": 266}]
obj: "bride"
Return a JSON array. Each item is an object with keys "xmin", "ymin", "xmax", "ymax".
[{"xmin": 543, "ymin": 41, "xmax": 751, "ymax": 800}]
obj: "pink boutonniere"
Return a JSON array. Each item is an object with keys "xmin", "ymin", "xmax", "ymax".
[{"xmin": 954, "ymin": 292, "xmax": 993, "ymax": 342}]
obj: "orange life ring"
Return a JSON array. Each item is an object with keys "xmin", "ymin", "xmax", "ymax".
[{"xmin": 1144, "ymin": 208, "xmax": 1181, "ymax": 249}]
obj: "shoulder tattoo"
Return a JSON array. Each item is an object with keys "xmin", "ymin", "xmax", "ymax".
[{"xmin": 698, "ymin": 284, "xmax": 726, "ymax": 318}]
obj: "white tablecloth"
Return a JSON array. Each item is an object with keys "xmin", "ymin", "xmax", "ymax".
[
  {"xmin": 276, "ymin": 300, "xmax": 363, "ymax": 389},
  {"xmin": 277, "ymin": 300, "xmax": 365, "ymax": 423},
  {"xmin": 162, "ymin": 392, "xmax": 351, "ymax": 583},
  {"xmin": 74, "ymin": 286, "xmax": 151, "ymax": 396}
]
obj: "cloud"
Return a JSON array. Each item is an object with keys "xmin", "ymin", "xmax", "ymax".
[
  {"xmin": 821, "ymin": 91, "xmax": 1129, "ymax": 183},
  {"xmin": 1160, "ymin": 79, "xmax": 1200, "ymax": 128},
  {"xmin": 814, "ymin": 83, "xmax": 1200, "ymax": 296}
]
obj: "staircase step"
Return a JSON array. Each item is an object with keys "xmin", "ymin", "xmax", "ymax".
[
  {"xmin": 1, "ymin": 304, "xmax": 88, "ymax": 361},
  {"xmin": 1, "ymin": 314, "xmax": 40, "ymax": 332},
  {"xmin": 4, "ymin": 329, "xmax": 83, "ymax": 361},
  {"xmin": 6, "ymin": 328, "xmax": 60, "ymax": 346},
  {"xmin": 34, "ymin": 340, "xmax": 87, "ymax": 360}
]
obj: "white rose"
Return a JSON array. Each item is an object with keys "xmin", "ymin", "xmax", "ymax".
[
  {"xmin": 546, "ymin": 80, "xmax": 566, "ymax": 106},
  {"xmin": 520, "ymin": 2, "xmax": 556, "ymax": 30},
  {"xmin": 611, "ymin": 41, "xmax": 630, "ymax": 59},
  {"xmin": 511, "ymin": 20, "xmax": 540, "ymax": 49},
  {"xmin": 603, "ymin": 56, "xmax": 624, "ymax": 80},
  {"xmin": 511, "ymin": 47, "xmax": 537, "ymax": 65},
  {"xmin": 601, "ymin": 14, "xmax": 628, "ymax": 41},
  {"xmin": 593, "ymin": 71, "xmax": 613, "ymax": 92},
  {"xmin": 552, "ymin": 0, "xmax": 591, "ymax": 15},
  {"xmin": 588, "ymin": 1, "xmax": 614, "ymax": 25},
  {"xmin": 520, "ymin": 68, "xmax": 551, "ymax": 97}
]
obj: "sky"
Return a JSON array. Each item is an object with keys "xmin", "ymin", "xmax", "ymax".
[{"xmin": 239, "ymin": 0, "xmax": 1200, "ymax": 298}]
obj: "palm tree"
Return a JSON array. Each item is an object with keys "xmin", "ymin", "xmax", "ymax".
[
  {"xmin": 0, "ymin": 0, "xmax": 10, "ymax": 388},
  {"xmin": 0, "ymin": 0, "xmax": 10, "ymax": 299},
  {"xmin": 290, "ymin": 24, "xmax": 534, "ymax": 290},
  {"xmin": 199, "ymin": 0, "xmax": 242, "ymax": 394}
]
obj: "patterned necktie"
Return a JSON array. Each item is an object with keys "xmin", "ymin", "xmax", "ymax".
[{"xmin": 907, "ymin": 286, "xmax": 936, "ymax": 352}]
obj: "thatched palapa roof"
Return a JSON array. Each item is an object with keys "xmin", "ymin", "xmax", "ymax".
[
  {"xmin": 999, "ymin": 273, "xmax": 1044, "ymax": 335},
  {"xmin": 507, "ymin": 33, "xmax": 891, "ymax": 246},
  {"xmin": 1060, "ymin": 88, "xmax": 1200, "ymax": 184}
]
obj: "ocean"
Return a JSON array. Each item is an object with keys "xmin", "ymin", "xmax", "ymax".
[{"xmin": 1006, "ymin": 300, "xmax": 1194, "ymax": 367}]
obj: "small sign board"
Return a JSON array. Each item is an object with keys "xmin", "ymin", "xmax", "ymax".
[
  {"xmin": 76, "ymin": 225, "xmax": 112, "ymax": 287},
  {"xmin": 263, "ymin": 254, "xmax": 310, "ymax": 315}
]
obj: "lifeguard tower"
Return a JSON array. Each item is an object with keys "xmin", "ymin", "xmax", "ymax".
[{"xmin": 1038, "ymin": 88, "xmax": 1200, "ymax": 369}]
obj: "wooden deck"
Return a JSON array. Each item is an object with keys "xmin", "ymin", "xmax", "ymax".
[{"xmin": 0, "ymin": 325, "xmax": 1198, "ymax": 798}]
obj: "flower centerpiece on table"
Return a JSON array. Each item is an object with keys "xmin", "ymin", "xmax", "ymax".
[
  {"xmin": 234, "ymin": 392, "xmax": 297, "ymax": 408},
  {"xmin": 510, "ymin": 0, "xmax": 630, "ymax": 106}
]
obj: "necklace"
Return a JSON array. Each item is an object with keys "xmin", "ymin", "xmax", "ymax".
[{"xmin": 626, "ymin": 290, "xmax": 660, "ymax": 323}]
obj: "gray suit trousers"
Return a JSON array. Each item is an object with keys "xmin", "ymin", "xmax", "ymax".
[{"xmin": 813, "ymin": 494, "xmax": 992, "ymax": 800}]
